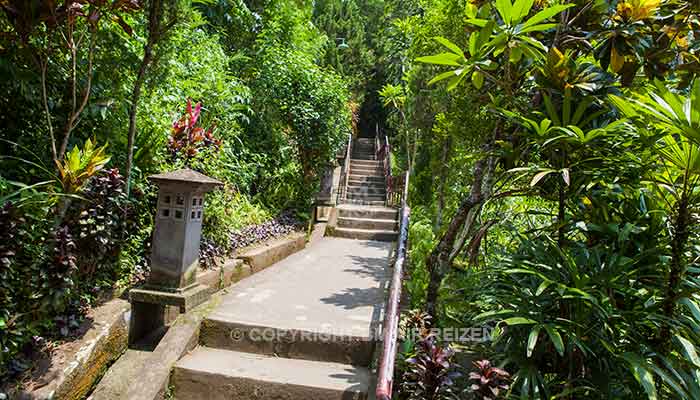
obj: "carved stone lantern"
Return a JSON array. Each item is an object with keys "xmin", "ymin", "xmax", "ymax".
[{"xmin": 129, "ymin": 168, "xmax": 222, "ymax": 344}]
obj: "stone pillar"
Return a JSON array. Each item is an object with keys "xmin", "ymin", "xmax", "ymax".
[
  {"xmin": 129, "ymin": 168, "xmax": 222, "ymax": 345},
  {"xmin": 315, "ymin": 163, "xmax": 336, "ymax": 222}
]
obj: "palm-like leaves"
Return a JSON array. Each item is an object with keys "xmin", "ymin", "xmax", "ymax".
[
  {"xmin": 608, "ymin": 80, "xmax": 700, "ymax": 400},
  {"xmin": 610, "ymin": 80, "xmax": 700, "ymax": 200},
  {"xmin": 379, "ymin": 83, "xmax": 406, "ymax": 109},
  {"xmin": 609, "ymin": 80, "xmax": 700, "ymax": 145}
]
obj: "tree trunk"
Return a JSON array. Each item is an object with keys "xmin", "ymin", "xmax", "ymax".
[
  {"xmin": 434, "ymin": 137, "xmax": 451, "ymax": 233},
  {"xmin": 449, "ymin": 155, "xmax": 497, "ymax": 261},
  {"xmin": 557, "ymin": 183, "xmax": 566, "ymax": 248},
  {"xmin": 658, "ymin": 188, "xmax": 690, "ymax": 349},
  {"xmin": 125, "ymin": 0, "xmax": 163, "ymax": 196},
  {"xmin": 39, "ymin": 57, "xmax": 57, "ymax": 162},
  {"xmin": 125, "ymin": 45, "xmax": 155, "ymax": 195},
  {"xmin": 425, "ymin": 157, "xmax": 486, "ymax": 319},
  {"xmin": 424, "ymin": 121, "xmax": 500, "ymax": 321},
  {"xmin": 58, "ymin": 27, "xmax": 97, "ymax": 161}
]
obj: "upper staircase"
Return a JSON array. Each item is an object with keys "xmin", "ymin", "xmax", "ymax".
[
  {"xmin": 345, "ymin": 138, "xmax": 386, "ymax": 206},
  {"xmin": 331, "ymin": 137, "xmax": 399, "ymax": 242}
]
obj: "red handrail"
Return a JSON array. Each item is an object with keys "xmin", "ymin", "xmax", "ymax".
[{"xmin": 376, "ymin": 170, "xmax": 410, "ymax": 400}]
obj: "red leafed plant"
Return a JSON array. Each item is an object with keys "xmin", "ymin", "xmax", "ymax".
[
  {"xmin": 469, "ymin": 359, "xmax": 510, "ymax": 400},
  {"xmin": 168, "ymin": 99, "xmax": 222, "ymax": 164},
  {"xmin": 401, "ymin": 334, "xmax": 461, "ymax": 400}
]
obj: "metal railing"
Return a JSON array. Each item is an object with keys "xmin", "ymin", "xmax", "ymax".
[
  {"xmin": 336, "ymin": 133, "xmax": 353, "ymax": 204},
  {"xmin": 375, "ymin": 126, "xmax": 391, "ymax": 207},
  {"xmin": 375, "ymin": 170, "xmax": 410, "ymax": 400},
  {"xmin": 376, "ymin": 127, "xmax": 405, "ymax": 208}
]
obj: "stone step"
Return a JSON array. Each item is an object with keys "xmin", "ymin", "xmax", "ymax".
[
  {"xmin": 351, "ymin": 159, "xmax": 383, "ymax": 167},
  {"xmin": 348, "ymin": 178, "xmax": 384, "ymax": 184},
  {"xmin": 346, "ymin": 186, "xmax": 386, "ymax": 195},
  {"xmin": 349, "ymin": 172, "xmax": 383, "ymax": 179},
  {"xmin": 351, "ymin": 161, "xmax": 382, "ymax": 168},
  {"xmin": 330, "ymin": 227, "xmax": 398, "ymax": 242},
  {"xmin": 347, "ymin": 183, "xmax": 385, "ymax": 191},
  {"xmin": 347, "ymin": 183, "xmax": 385, "ymax": 192},
  {"xmin": 199, "ymin": 317, "xmax": 375, "ymax": 366},
  {"xmin": 346, "ymin": 192, "xmax": 385, "ymax": 202},
  {"xmin": 348, "ymin": 175, "xmax": 385, "ymax": 184},
  {"xmin": 341, "ymin": 199, "xmax": 386, "ymax": 206},
  {"xmin": 350, "ymin": 167, "xmax": 384, "ymax": 176},
  {"xmin": 351, "ymin": 155, "xmax": 377, "ymax": 161},
  {"xmin": 351, "ymin": 153, "xmax": 375, "ymax": 159},
  {"xmin": 337, "ymin": 205, "xmax": 398, "ymax": 220},
  {"xmin": 172, "ymin": 347, "xmax": 370, "ymax": 400},
  {"xmin": 337, "ymin": 217, "xmax": 398, "ymax": 231}
]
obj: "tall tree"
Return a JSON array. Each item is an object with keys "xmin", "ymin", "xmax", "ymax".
[
  {"xmin": 124, "ymin": 0, "xmax": 182, "ymax": 195},
  {"xmin": 1, "ymin": 0, "xmax": 139, "ymax": 164}
]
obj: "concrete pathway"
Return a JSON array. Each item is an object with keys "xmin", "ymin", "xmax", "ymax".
[
  {"xmin": 172, "ymin": 237, "xmax": 395, "ymax": 399},
  {"xmin": 209, "ymin": 238, "xmax": 393, "ymax": 339}
]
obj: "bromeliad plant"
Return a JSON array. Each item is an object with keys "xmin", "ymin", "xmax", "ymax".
[{"xmin": 168, "ymin": 99, "xmax": 222, "ymax": 164}]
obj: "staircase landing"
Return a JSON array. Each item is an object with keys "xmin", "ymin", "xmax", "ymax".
[{"xmin": 173, "ymin": 237, "xmax": 394, "ymax": 399}]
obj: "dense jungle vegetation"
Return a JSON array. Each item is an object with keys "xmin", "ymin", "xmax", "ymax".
[{"xmin": 1, "ymin": 0, "xmax": 700, "ymax": 399}]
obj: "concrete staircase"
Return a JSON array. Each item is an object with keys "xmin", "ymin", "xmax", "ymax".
[
  {"xmin": 170, "ymin": 238, "xmax": 393, "ymax": 399},
  {"xmin": 331, "ymin": 137, "xmax": 399, "ymax": 242},
  {"xmin": 331, "ymin": 204, "xmax": 399, "ymax": 242},
  {"xmin": 345, "ymin": 138, "xmax": 386, "ymax": 206}
]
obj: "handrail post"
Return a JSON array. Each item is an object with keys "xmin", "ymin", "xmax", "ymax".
[{"xmin": 375, "ymin": 123, "xmax": 380, "ymax": 161}]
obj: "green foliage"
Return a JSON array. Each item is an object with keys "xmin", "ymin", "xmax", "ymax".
[
  {"xmin": 407, "ymin": 217, "xmax": 435, "ymax": 307},
  {"xmin": 203, "ymin": 186, "xmax": 270, "ymax": 249},
  {"xmin": 0, "ymin": 0, "xmax": 356, "ymax": 384},
  {"xmin": 383, "ymin": 0, "xmax": 700, "ymax": 398},
  {"xmin": 312, "ymin": 0, "xmax": 378, "ymax": 96},
  {"xmin": 254, "ymin": 45, "xmax": 350, "ymax": 196}
]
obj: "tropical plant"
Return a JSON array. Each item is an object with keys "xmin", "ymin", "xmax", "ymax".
[
  {"xmin": 55, "ymin": 138, "xmax": 111, "ymax": 194},
  {"xmin": 168, "ymin": 99, "xmax": 222, "ymax": 164},
  {"xmin": 380, "ymin": 83, "xmax": 418, "ymax": 173},
  {"xmin": 416, "ymin": 0, "xmax": 574, "ymax": 93},
  {"xmin": 468, "ymin": 360, "xmax": 510, "ymax": 400},
  {"xmin": 254, "ymin": 45, "xmax": 350, "ymax": 191},
  {"xmin": 394, "ymin": 0, "xmax": 700, "ymax": 398},
  {"xmin": 401, "ymin": 334, "xmax": 461, "ymax": 400},
  {"xmin": 71, "ymin": 169, "xmax": 129, "ymax": 275},
  {"xmin": 0, "ymin": 0, "xmax": 139, "ymax": 163}
]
